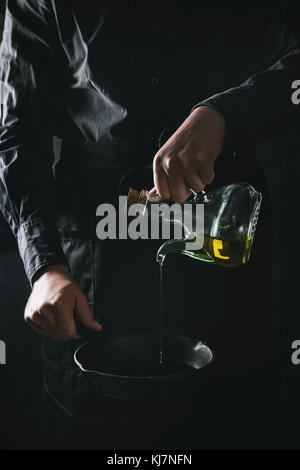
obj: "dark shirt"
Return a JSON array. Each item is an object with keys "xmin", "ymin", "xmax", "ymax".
[{"xmin": 0, "ymin": 0, "xmax": 299, "ymax": 283}]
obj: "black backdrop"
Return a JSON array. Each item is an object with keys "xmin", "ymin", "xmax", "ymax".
[
  {"xmin": 0, "ymin": 5, "xmax": 42, "ymax": 450},
  {"xmin": 0, "ymin": 4, "xmax": 280, "ymax": 450}
]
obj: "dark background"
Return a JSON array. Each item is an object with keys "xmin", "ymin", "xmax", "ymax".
[
  {"xmin": 0, "ymin": 6, "xmax": 43, "ymax": 449},
  {"xmin": 0, "ymin": 5, "xmax": 279, "ymax": 450}
]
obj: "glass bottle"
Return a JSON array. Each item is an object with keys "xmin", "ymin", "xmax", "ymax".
[{"xmin": 127, "ymin": 182, "xmax": 262, "ymax": 267}]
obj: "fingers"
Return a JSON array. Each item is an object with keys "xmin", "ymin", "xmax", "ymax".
[
  {"xmin": 24, "ymin": 269, "xmax": 100, "ymax": 340},
  {"xmin": 183, "ymin": 168, "xmax": 206, "ymax": 194},
  {"xmin": 75, "ymin": 295, "xmax": 102, "ymax": 335},
  {"xmin": 55, "ymin": 304, "xmax": 79, "ymax": 340},
  {"xmin": 25, "ymin": 293, "xmax": 82, "ymax": 340},
  {"xmin": 26, "ymin": 304, "xmax": 80, "ymax": 339},
  {"xmin": 196, "ymin": 165, "xmax": 215, "ymax": 186},
  {"xmin": 155, "ymin": 154, "xmax": 191, "ymax": 203},
  {"xmin": 25, "ymin": 309, "xmax": 55, "ymax": 336},
  {"xmin": 39, "ymin": 303, "xmax": 59, "ymax": 331},
  {"xmin": 26, "ymin": 318, "xmax": 47, "ymax": 336},
  {"xmin": 153, "ymin": 154, "xmax": 215, "ymax": 202},
  {"xmin": 166, "ymin": 168, "xmax": 191, "ymax": 203},
  {"xmin": 153, "ymin": 155, "xmax": 171, "ymax": 200}
]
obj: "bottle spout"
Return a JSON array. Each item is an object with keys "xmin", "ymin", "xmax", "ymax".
[
  {"xmin": 156, "ymin": 238, "xmax": 186, "ymax": 266},
  {"xmin": 156, "ymin": 241, "xmax": 167, "ymax": 266},
  {"xmin": 156, "ymin": 250, "xmax": 166, "ymax": 267}
]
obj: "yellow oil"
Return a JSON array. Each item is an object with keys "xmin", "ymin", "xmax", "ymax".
[{"xmin": 180, "ymin": 236, "xmax": 253, "ymax": 267}]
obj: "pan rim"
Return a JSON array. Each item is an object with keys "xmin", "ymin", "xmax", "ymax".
[{"xmin": 74, "ymin": 334, "xmax": 214, "ymax": 380}]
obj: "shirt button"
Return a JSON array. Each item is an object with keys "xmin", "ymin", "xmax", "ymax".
[{"xmin": 151, "ymin": 77, "xmax": 159, "ymax": 86}]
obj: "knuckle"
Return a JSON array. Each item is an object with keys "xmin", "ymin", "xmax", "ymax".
[
  {"xmin": 39, "ymin": 303, "xmax": 52, "ymax": 315},
  {"xmin": 195, "ymin": 179, "xmax": 205, "ymax": 191},
  {"xmin": 24, "ymin": 307, "xmax": 30, "ymax": 320},
  {"xmin": 198, "ymin": 161, "xmax": 212, "ymax": 175},
  {"xmin": 198, "ymin": 166, "xmax": 215, "ymax": 185},
  {"xmin": 52, "ymin": 293, "xmax": 70, "ymax": 310},
  {"xmin": 207, "ymin": 169, "xmax": 215, "ymax": 184},
  {"xmin": 164, "ymin": 154, "xmax": 179, "ymax": 173},
  {"xmin": 52, "ymin": 298, "xmax": 62, "ymax": 310},
  {"xmin": 31, "ymin": 311, "xmax": 40, "ymax": 322},
  {"xmin": 154, "ymin": 152, "xmax": 163, "ymax": 169}
]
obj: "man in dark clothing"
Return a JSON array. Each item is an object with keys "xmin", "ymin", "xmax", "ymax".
[{"xmin": 0, "ymin": 0, "xmax": 299, "ymax": 449}]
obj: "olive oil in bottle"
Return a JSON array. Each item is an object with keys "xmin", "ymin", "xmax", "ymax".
[{"xmin": 157, "ymin": 235, "xmax": 253, "ymax": 267}]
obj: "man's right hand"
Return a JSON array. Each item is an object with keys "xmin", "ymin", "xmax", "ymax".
[{"xmin": 24, "ymin": 265, "xmax": 102, "ymax": 339}]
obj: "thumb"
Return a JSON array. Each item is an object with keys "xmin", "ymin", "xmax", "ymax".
[{"xmin": 75, "ymin": 294, "xmax": 102, "ymax": 333}]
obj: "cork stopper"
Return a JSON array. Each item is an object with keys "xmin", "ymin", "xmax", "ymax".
[{"xmin": 126, "ymin": 188, "xmax": 149, "ymax": 210}]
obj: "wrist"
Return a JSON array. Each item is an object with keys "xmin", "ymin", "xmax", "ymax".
[
  {"xmin": 192, "ymin": 105, "xmax": 226, "ymax": 128},
  {"xmin": 32, "ymin": 264, "xmax": 70, "ymax": 285}
]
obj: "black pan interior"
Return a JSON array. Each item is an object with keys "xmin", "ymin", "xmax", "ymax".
[{"xmin": 75, "ymin": 334, "xmax": 213, "ymax": 378}]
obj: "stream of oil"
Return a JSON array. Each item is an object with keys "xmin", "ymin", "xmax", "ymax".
[
  {"xmin": 158, "ymin": 259, "xmax": 194, "ymax": 374},
  {"xmin": 157, "ymin": 235, "xmax": 252, "ymax": 367},
  {"xmin": 159, "ymin": 261, "xmax": 164, "ymax": 366}
]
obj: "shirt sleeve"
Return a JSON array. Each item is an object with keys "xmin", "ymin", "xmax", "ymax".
[
  {"xmin": 0, "ymin": 0, "xmax": 68, "ymax": 284},
  {"xmin": 192, "ymin": 2, "xmax": 300, "ymax": 149}
]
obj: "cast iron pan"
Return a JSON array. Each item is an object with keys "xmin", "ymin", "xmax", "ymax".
[{"xmin": 74, "ymin": 327, "xmax": 214, "ymax": 400}]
